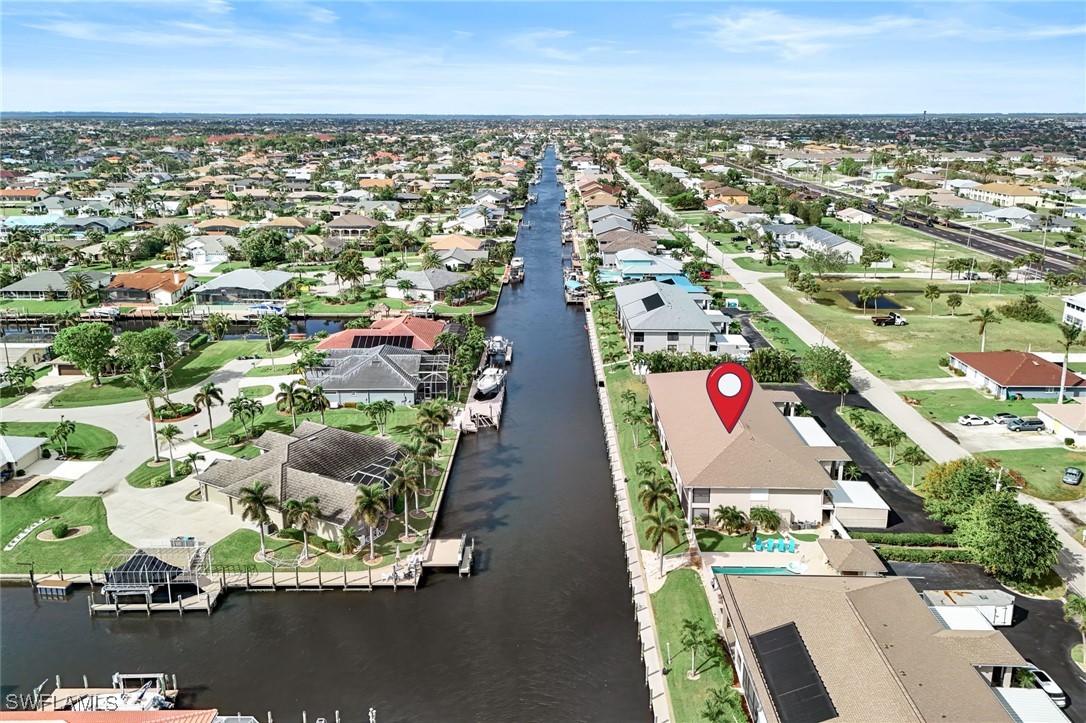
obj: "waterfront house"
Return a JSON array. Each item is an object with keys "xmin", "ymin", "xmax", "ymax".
[
  {"xmin": 613, "ymin": 280, "xmax": 716, "ymax": 354},
  {"xmin": 0, "ymin": 270, "xmax": 112, "ymax": 301},
  {"xmin": 715, "ymin": 575, "xmax": 1041, "ymax": 723},
  {"xmin": 614, "ymin": 248, "xmax": 686, "ymax": 281},
  {"xmin": 590, "ymin": 216, "xmax": 635, "ymax": 238},
  {"xmin": 313, "ymin": 344, "xmax": 450, "ymax": 404},
  {"xmin": 191, "ymin": 268, "xmax": 294, "ymax": 305},
  {"xmin": 436, "ymin": 247, "xmax": 488, "ymax": 271},
  {"xmin": 105, "ymin": 269, "xmax": 195, "ymax": 307},
  {"xmin": 195, "ymin": 421, "xmax": 403, "ymax": 538},
  {"xmin": 948, "ymin": 351, "xmax": 1086, "ymax": 400},
  {"xmin": 646, "ymin": 371, "xmax": 852, "ymax": 527},
  {"xmin": 427, "ymin": 234, "xmax": 486, "ymax": 252},
  {"xmin": 587, "ymin": 206, "xmax": 633, "ymax": 226},
  {"xmin": 316, "ymin": 316, "xmax": 457, "ymax": 352},
  {"xmin": 383, "ymin": 269, "xmax": 469, "ymax": 302},
  {"xmin": 597, "ymin": 230, "xmax": 656, "ymax": 267}
]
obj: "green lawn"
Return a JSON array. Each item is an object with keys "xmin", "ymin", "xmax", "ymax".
[
  {"xmin": 241, "ymin": 385, "xmax": 274, "ymax": 398},
  {"xmin": 0, "ymin": 298, "xmax": 84, "ymax": 314},
  {"xmin": 762, "ymin": 276, "xmax": 1068, "ymax": 381},
  {"xmin": 2, "ymin": 421, "xmax": 117, "ymax": 461},
  {"xmin": 652, "ymin": 570, "xmax": 744, "ymax": 723},
  {"xmin": 211, "ymin": 261, "xmax": 250, "ymax": 273},
  {"xmin": 901, "ymin": 388, "xmax": 1045, "ymax": 424},
  {"xmin": 50, "ymin": 340, "xmax": 267, "ymax": 407},
  {"xmin": 695, "ymin": 529, "xmax": 818, "ymax": 552},
  {"xmin": 243, "ymin": 363, "xmax": 297, "ymax": 378},
  {"xmin": 0, "ymin": 367, "xmax": 50, "ymax": 408},
  {"xmin": 0, "ymin": 479, "xmax": 130, "ymax": 574},
  {"xmin": 126, "ymin": 458, "xmax": 188, "ymax": 488},
  {"xmin": 980, "ymin": 448, "xmax": 1086, "ymax": 502},
  {"xmin": 836, "ymin": 408, "xmax": 934, "ymax": 488}
]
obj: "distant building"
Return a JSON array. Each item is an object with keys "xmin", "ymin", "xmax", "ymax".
[
  {"xmin": 105, "ymin": 268, "xmax": 195, "ymax": 307},
  {"xmin": 961, "ymin": 183, "xmax": 1042, "ymax": 207},
  {"xmin": 0, "ymin": 270, "xmax": 111, "ymax": 301},
  {"xmin": 191, "ymin": 269, "xmax": 293, "ymax": 304}
]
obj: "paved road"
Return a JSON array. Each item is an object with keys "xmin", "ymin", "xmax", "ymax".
[
  {"xmin": 5, "ymin": 355, "xmax": 302, "ymax": 546},
  {"xmin": 732, "ymin": 162, "xmax": 1084, "ymax": 276},
  {"xmin": 890, "ymin": 561, "xmax": 1086, "ymax": 721}
]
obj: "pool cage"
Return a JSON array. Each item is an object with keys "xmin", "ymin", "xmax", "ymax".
[{"xmin": 98, "ymin": 540, "xmax": 212, "ymax": 606}]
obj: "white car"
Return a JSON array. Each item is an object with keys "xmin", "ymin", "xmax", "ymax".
[
  {"xmin": 957, "ymin": 414, "xmax": 993, "ymax": 426},
  {"xmin": 1027, "ymin": 666, "xmax": 1068, "ymax": 708}
]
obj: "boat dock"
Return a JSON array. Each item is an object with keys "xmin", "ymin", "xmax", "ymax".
[{"xmin": 460, "ymin": 385, "xmax": 505, "ymax": 432}]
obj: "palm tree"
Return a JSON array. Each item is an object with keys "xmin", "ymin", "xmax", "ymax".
[
  {"xmin": 340, "ymin": 525, "xmax": 361, "ymax": 557},
  {"xmin": 202, "ymin": 313, "xmax": 231, "ymax": 341},
  {"xmin": 713, "ymin": 505, "xmax": 748, "ymax": 534},
  {"xmin": 162, "ymin": 223, "xmax": 186, "ymax": 264},
  {"xmin": 644, "ymin": 510, "xmax": 683, "ymax": 577},
  {"xmin": 970, "ymin": 307, "xmax": 1001, "ymax": 352},
  {"xmin": 183, "ymin": 450, "xmax": 206, "ymax": 475},
  {"xmin": 1064, "ymin": 594, "xmax": 1086, "ymax": 654},
  {"xmin": 681, "ymin": 617, "xmax": 711, "ymax": 678},
  {"xmin": 923, "ymin": 284, "xmax": 941, "ymax": 316},
  {"xmin": 49, "ymin": 419, "xmax": 76, "ymax": 457},
  {"xmin": 128, "ymin": 367, "xmax": 164, "ymax": 462},
  {"xmin": 193, "ymin": 381, "xmax": 223, "ymax": 441},
  {"xmin": 238, "ymin": 481, "xmax": 277, "ymax": 559},
  {"xmin": 420, "ymin": 250, "xmax": 443, "ymax": 270},
  {"xmin": 387, "ymin": 462, "xmax": 421, "ymax": 536},
  {"xmin": 355, "ymin": 483, "xmax": 390, "ymax": 563},
  {"xmin": 749, "ymin": 506, "xmax": 781, "ymax": 533},
  {"xmin": 415, "ymin": 401, "xmax": 449, "ymax": 437},
  {"xmin": 256, "ymin": 314, "xmax": 289, "ymax": 358},
  {"xmin": 622, "ymin": 406, "xmax": 644, "ymax": 447},
  {"xmin": 64, "ymin": 272, "xmax": 94, "ymax": 308},
  {"xmin": 637, "ymin": 474, "xmax": 673, "ymax": 514},
  {"xmin": 228, "ymin": 395, "xmax": 263, "ymax": 440},
  {"xmin": 276, "ymin": 380, "xmax": 309, "ymax": 431},
  {"xmin": 282, "ymin": 495, "xmax": 321, "ymax": 560},
  {"xmin": 366, "ymin": 399, "xmax": 396, "ymax": 436},
  {"xmin": 157, "ymin": 424, "xmax": 182, "ymax": 477},
  {"xmin": 307, "ymin": 384, "xmax": 331, "ymax": 424},
  {"xmin": 899, "ymin": 445, "xmax": 930, "ymax": 486},
  {"xmin": 1057, "ymin": 322, "xmax": 1084, "ymax": 404}
]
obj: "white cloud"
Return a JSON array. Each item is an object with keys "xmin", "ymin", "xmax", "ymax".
[
  {"xmin": 697, "ymin": 9, "xmax": 917, "ymax": 58},
  {"xmin": 204, "ymin": 0, "xmax": 231, "ymax": 15},
  {"xmin": 307, "ymin": 6, "xmax": 337, "ymax": 24},
  {"xmin": 506, "ymin": 29, "xmax": 583, "ymax": 62}
]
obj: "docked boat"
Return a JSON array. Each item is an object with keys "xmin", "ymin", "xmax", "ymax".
[
  {"xmin": 510, "ymin": 257, "xmax": 525, "ymax": 283},
  {"xmin": 522, "ymin": 220, "xmax": 531, "ymax": 229},
  {"xmin": 487, "ymin": 335, "xmax": 513, "ymax": 363},
  {"xmin": 475, "ymin": 367, "xmax": 506, "ymax": 397}
]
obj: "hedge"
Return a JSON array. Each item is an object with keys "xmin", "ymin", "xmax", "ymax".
[
  {"xmin": 154, "ymin": 402, "xmax": 196, "ymax": 420},
  {"xmin": 853, "ymin": 532, "xmax": 959, "ymax": 548},
  {"xmin": 874, "ymin": 546, "xmax": 978, "ymax": 564}
]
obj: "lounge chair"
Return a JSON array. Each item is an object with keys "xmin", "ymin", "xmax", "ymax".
[
  {"xmin": 754, "ymin": 539, "xmax": 764, "ymax": 552},
  {"xmin": 765, "ymin": 539, "xmax": 777, "ymax": 552},
  {"xmin": 787, "ymin": 539, "xmax": 797, "ymax": 553}
]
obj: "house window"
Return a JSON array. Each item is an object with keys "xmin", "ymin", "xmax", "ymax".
[
  {"xmin": 750, "ymin": 488, "xmax": 769, "ymax": 501},
  {"xmin": 692, "ymin": 489, "xmax": 711, "ymax": 503},
  {"xmin": 633, "ymin": 332, "xmax": 644, "ymax": 342},
  {"xmin": 667, "ymin": 332, "xmax": 679, "ymax": 341}
]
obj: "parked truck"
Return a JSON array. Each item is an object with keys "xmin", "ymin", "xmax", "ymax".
[{"xmin": 871, "ymin": 311, "xmax": 908, "ymax": 327}]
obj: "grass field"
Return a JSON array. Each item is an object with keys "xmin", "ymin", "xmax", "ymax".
[
  {"xmin": 240, "ymin": 384, "xmax": 274, "ymax": 398},
  {"xmin": 2, "ymin": 421, "xmax": 117, "ymax": 461},
  {"xmin": 981, "ymin": 447, "xmax": 1086, "ymax": 502},
  {"xmin": 50, "ymin": 340, "xmax": 267, "ymax": 407},
  {"xmin": 901, "ymin": 388, "xmax": 1045, "ymax": 423},
  {"xmin": 0, "ymin": 479, "xmax": 129, "ymax": 573},
  {"xmin": 652, "ymin": 569, "xmax": 744, "ymax": 723},
  {"xmin": 762, "ymin": 276, "xmax": 1067, "ymax": 380}
]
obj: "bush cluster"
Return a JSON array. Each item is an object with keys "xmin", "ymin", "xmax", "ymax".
[
  {"xmin": 853, "ymin": 532, "xmax": 959, "ymax": 547},
  {"xmin": 873, "ymin": 546, "xmax": 977, "ymax": 563}
]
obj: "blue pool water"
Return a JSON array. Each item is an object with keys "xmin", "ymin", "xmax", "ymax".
[{"xmin": 711, "ymin": 566, "xmax": 796, "ymax": 575}]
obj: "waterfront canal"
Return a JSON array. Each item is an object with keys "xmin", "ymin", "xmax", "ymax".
[{"xmin": 0, "ymin": 147, "xmax": 652, "ymax": 722}]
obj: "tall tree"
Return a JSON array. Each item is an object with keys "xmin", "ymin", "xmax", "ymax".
[
  {"xmin": 970, "ymin": 307, "xmax": 1001, "ymax": 352},
  {"xmin": 282, "ymin": 495, "xmax": 321, "ymax": 561},
  {"xmin": 355, "ymin": 483, "xmax": 390, "ymax": 563},
  {"xmin": 53, "ymin": 322, "xmax": 114, "ymax": 385},
  {"xmin": 956, "ymin": 490, "xmax": 1060, "ymax": 581},
  {"xmin": 1056, "ymin": 322, "xmax": 1084, "ymax": 404},
  {"xmin": 157, "ymin": 424, "xmax": 182, "ymax": 477},
  {"xmin": 644, "ymin": 510, "xmax": 683, "ymax": 577},
  {"xmin": 275, "ymin": 380, "xmax": 309, "ymax": 431},
  {"xmin": 193, "ymin": 381, "xmax": 224, "ymax": 441},
  {"xmin": 238, "ymin": 480, "xmax": 277, "ymax": 559},
  {"xmin": 923, "ymin": 284, "xmax": 941, "ymax": 316}
]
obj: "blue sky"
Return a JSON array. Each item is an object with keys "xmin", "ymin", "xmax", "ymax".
[{"xmin": 2, "ymin": 1, "xmax": 1084, "ymax": 114}]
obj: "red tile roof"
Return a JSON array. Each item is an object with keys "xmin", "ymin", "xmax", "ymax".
[
  {"xmin": 316, "ymin": 316, "xmax": 447, "ymax": 351},
  {"xmin": 107, "ymin": 268, "xmax": 191, "ymax": 294},
  {"xmin": 950, "ymin": 351, "xmax": 1086, "ymax": 388}
]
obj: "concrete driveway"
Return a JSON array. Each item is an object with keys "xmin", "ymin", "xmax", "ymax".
[
  {"xmin": 947, "ymin": 422, "xmax": 1066, "ymax": 453},
  {"xmin": 890, "ymin": 561, "xmax": 1086, "ymax": 721}
]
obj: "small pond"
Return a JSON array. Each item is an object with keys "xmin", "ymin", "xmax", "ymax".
[{"xmin": 839, "ymin": 291, "xmax": 903, "ymax": 310}]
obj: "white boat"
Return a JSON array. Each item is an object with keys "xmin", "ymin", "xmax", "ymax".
[
  {"xmin": 248, "ymin": 302, "xmax": 286, "ymax": 316},
  {"xmin": 475, "ymin": 367, "xmax": 506, "ymax": 397},
  {"xmin": 510, "ymin": 257, "xmax": 524, "ymax": 270},
  {"xmin": 487, "ymin": 335, "xmax": 510, "ymax": 354}
]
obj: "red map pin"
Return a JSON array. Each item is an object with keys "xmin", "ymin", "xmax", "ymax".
[{"xmin": 706, "ymin": 362, "xmax": 754, "ymax": 433}]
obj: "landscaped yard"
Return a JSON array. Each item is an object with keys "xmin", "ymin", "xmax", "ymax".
[
  {"xmin": 901, "ymin": 388, "xmax": 1046, "ymax": 424},
  {"xmin": 980, "ymin": 447, "xmax": 1086, "ymax": 502},
  {"xmin": 50, "ymin": 339, "xmax": 267, "ymax": 407},
  {"xmin": 2, "ymin": 421, "xmax": 117, "ymax": 461},
  {"xmin": 0, "ymin": 366, "xmax": 49, "ymax": 408},
  {"xmin": 126, "ymin": 457, "xmax": 190, "ymax": 488},
  {"xmin": 240, "ymin": 385, "xmax": 274, "ymax": 398},
  {"xmin": 695, "ymin": 528, "xmax": 818, "ymax": 552},
  {"xmin": 651, "ymin": 569, "xmax": 744, "ymax": 723},
  {"xmin": 0, "ymin": 479, "xmax": 129, "ymax": 573},
  {"xmin": 763, "ymin": 276, "xmax": 1067, "ymax": 380},
  {"xmin": 836, "ymin": 407, "xmax": 935, "ymax": 487}
]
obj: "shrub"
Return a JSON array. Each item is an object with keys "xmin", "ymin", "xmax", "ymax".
[
  {"xmin": 1066, "ymin": 438, "xmax": 1076, "ymax": 448},
  {"xmin": 949, "ymin": 367, "xmax": 965, "ymax": 377},
  {"xmin": 278, "ymin": 528, "xmax": 304, "ymax": 542},
  {"xmin": 323, "ymin": 540, "xmax": 341, "ymax": 554},
  {"xmin": 154, "ymin": 402, "xmax": 196, "ymax": 420},
  {"xmin": 189, "ymin": 333, "xmax": 209, "ymax": 349},
  {"xmin": 854, "ymin": 532, "xmax": 959, "ymax": 547},
  {"xmin": 874, "ymin": 546, "xmax": 978, "ymax": 563},
  {"xmin": 343, "ymin": 402, "xmax": 358, "ymax": 409},
  {"xmin": 52, "ymin": 522, "xmax": 70, "ymax": 539},
  {"xmin": 150, "ymin": 475, "xmax": 171, "ymax": 488},
  {"xmin": 998, "ymin": 295, "xmax": 1054, "ymax": 323},
  {"xmin": 938, "ymin": 356, "xmax": 950, "ymax": 367},
  {"xmin": 41, "ymin": 448, "xmax": 51, "ymax": 459}
]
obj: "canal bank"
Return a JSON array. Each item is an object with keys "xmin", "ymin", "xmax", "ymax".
[{"xmin": 0, "ymin": 147, "xmax": 651, "ymax": 722}]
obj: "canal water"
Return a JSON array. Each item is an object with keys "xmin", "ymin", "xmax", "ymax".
[{"xmin": 0, "ymin": 147, "xmax": 651, "ymax": 722}]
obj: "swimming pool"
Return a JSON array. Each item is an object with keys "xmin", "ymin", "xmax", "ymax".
[{"xmin": 711, "ymin": 566, "xmax": 796, "ymax": 575}]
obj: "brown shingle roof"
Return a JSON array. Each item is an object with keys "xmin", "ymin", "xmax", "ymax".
[
  {"xmin": 950, "ymin": 351, "xmax": 1086, "ymax": 389},
  {"xmin": 817, "ymin": 538, "xmax": 887, "ymax": 574}
]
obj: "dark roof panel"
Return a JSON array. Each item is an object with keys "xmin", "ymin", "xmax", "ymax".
[{"xmin": 750, "ymin": 623, "xmax": 837, "ymax": 723}]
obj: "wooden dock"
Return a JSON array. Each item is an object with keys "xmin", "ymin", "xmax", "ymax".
[{"xmin": 461, "ymin": 386, "xmax": 504, "ymax": 431}]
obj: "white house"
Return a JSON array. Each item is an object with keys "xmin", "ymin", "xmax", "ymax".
[
  {"xmin": 836, "ymin": 208, "xmax": 875, "ymax": 224},
  {"xmin": 1034, "ymin": 399, "xmax": 1086, "ymax": 446},
  {"xmin": 1064, "ymin": 292, "xmax": 1086, "ymax": 329}
]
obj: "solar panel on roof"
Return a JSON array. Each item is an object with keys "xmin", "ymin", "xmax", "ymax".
[
  {"xmin": 641, "ymin": 293, "xmax": 664, "ymax": 311},
  {"xmin": 750, "ymin": 623, "xmax": 837, "ymax": 723},
  {"xmin": 350, "ymin": 335, "xmax": 415, "ymax": 349}
]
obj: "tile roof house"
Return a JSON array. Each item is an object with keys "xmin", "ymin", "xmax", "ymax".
[
  {"xmin": 325, "ymin": 214, "xmax": 380, "ymax": 237},
  {"xmin": 313, "ymin": 344, "xmax": 450, "ymax": 405},
  {"xmin": 196, "ymin": 421, "xmax": 403, "ymax": 537},
  {"xmin": 191, "ymin": 269, "xmax": 294, "ymax": 304},
  {"xmin": 0, "ymin": 269, "xmax": 112, "ymax": 301},
  {"xmin": 647, "ymin": 371, "xmax": 850, "ymax": 526},
  {"xmin": 426, "ymin": 233, "xmax": 486, "ymax": 252},
  {"xmin": 716, "ymin": 575, "xmax": 1032, "ymax": 723},
  {"xmin": 948, "ymin": 351, "xmax": 1086, "ymax": 400},
  {"xmin": 105, "ymin": 268, "xmax": 196, "ymax": 307},
  {"xmin": 597, "ymin": 229, "xmax": 657, "ymax": 266},
  {"xmin": 316, "ymin": 316, "xmax": 453, "ymax": 352}
]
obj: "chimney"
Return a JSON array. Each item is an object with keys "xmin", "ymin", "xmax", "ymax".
[{"xmin": 173, "ymin": 272, "xmax": 180, "ymax": 285}]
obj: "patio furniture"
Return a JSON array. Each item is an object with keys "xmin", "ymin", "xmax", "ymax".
[
  {"xmin": 787, "ymin": 539, "xmax": 797, "ymax": 553},
  {"xmin": 765, "ymin": 539, "xmax": 777, "ymax": 552},
  {"xmin": 754, "ymin": 539, "xmax": 764, "ymax": 552}
]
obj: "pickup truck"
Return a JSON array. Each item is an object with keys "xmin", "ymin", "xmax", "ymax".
[{"xmin": 871, "ymin": 312, "xmax": 908, "ymax": 327}]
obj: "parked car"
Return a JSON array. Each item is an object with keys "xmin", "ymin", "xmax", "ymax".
[
  {"xmin": 958, "ymin": 414, "xmax": 993, "ymax": 426},
  {"xmin": 1026, "ymin": 666, "xmax": 1068, "ymax": 708},
  {"xmin": 993, "ymin": 413, "xmax": 1020, "ymax": 425},
  {"xmin": 963, "ymin": 271, "xmax": 982, "ymax": 280},
  {"xmin": 1007, "ymin": 417, "xmax": 1045, "ymax": 432},
  {"xmin": 744, "ymin": 245, "xmax": 755, "ymax": 253},
  {"xmin": 1063, "ymin": 467, "xmax": 1083, "ymax": 486}
]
